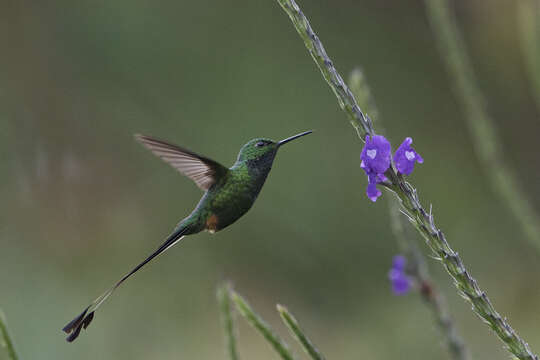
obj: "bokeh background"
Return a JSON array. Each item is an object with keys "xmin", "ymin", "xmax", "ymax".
[{"xmin": 1, "ymin": 0, "xmax": 539, "ymax": 359}]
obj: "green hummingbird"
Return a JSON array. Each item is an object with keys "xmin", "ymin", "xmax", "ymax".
[{"xmin": 62, "ymin": 130, "xmax": 312, "ymax": 342}]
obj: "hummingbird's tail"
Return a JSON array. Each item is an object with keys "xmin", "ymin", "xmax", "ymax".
[{"xmin": 62, "ymin": 225, "xmax": 189, "ymax": 342}]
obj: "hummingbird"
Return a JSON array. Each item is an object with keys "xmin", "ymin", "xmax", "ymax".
[{"xmin": 62, "ymin": 130, "xmax": 312, "ymax": 342}]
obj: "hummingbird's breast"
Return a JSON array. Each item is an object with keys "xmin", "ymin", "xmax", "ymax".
[{"xmin": 199, "ymin": 165, "xmax": 270, "ymax": 232}]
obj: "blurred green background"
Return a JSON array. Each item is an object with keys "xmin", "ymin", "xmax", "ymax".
[{"xmin": 1, "ymin": 0, "xmax": 539, "ymax": 359}]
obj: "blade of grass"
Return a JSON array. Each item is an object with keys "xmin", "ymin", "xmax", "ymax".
[
  {"xmin": 276, "ymin": 0, "xmax": 538, "ymax": 358},
  {"xmin": 217, "ymin": 283, "xmax": 240, "ymax": 360},
  {"xmin": 230, "ymin": 290, "xmax": 296, "ymax": 360},
  {"xmin": 424, "ymin": 0, "xmax": 540, "ymax": 252},
  {"xmin": 518, "ymin": 0, "xmax": 540, "ymax": 113},
  {"xmin": 277, "ymin": 304, "xmax": 326, "ymax": 360},
  {"xmin": 0, "ymin": 309, "xmax": 18, "ymax": 360}
]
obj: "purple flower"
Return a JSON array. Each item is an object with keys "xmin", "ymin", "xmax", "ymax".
[
  {"xmin": 388, "ymin": 255, "xmax": 411, "ymax": 295},
  {"xmin": 360, "ymin": 135, "xmax": 391, "ymax": 174},
  {"xmin": 366, "ymin": 181, "xmax": 381, "ymax": 202},
  {"xmin": 365, "ymin": 173, "xmax": 388, "ymax": 202},
  {"xmin": 393, "ymin": 137, "xmax": 423, "ymax": 176},
  {"xmin": 360, "ymin": 135, "xmax": 391, "ymax": 202}
]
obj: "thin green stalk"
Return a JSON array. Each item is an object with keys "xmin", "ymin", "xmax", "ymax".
[
  {"xmin": 348, "ymin": 69, "xmax": 378, "ymax": 123},
  {"xmin": 388, "ymin": 175, "xmax": 537, "ymax": 360},
  {"xmin": 277, "ymin": 304, "xmax": 326, "ymax": 360},
  {"xmin": 217, "ymin": 283, "xmax": 240, "ymax": 360},
  {"xmin": 0, "ymin": 309, "xmax": 18, "ymax": 360},
  {"xmin": 518, "ymin": 0, "xmax": 540, "ymax": 112},
  {"xmin": 349, "ymin": 69, "xmax": 470, "ymax": 360},
  {"xmin": 230, "ymin": 290, "xmax": 296, "ymax": 360},
  {"xmin": 424, "ymin": 0, "xmax": 540, "ymax": 251},
  {"xmin": 276, "ymin": 0, "xmax": 373, "ymax": 140},
  {"xmin": 277, "ymin": 0, "xmax": 538, "ymax": 358},
  {"xmin": 390, "ymin": 205, "xmax": 470, "ymax": 360}
]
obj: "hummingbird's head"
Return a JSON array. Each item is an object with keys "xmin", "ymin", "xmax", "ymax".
[
  {"xmin": 237, "ymin": 138, "xmax": 278, "ymax": 163},
  {"xmin": 236, "ymin": 131, "xmax": 313, "ymax": 171}
]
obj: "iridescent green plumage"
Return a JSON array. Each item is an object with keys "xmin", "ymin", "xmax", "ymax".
[{"xmin": 62, "ymin": 130, "xmax": 312, "ymax": 342}]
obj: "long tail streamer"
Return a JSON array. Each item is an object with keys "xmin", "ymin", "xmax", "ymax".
[{"xmin": 62, "ymin": 226, "xmax": 188, "ymax": 342}]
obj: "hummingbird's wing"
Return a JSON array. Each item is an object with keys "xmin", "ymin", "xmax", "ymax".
[{"xmin": 135, "ymin": 134, "xmax": 229, "ymax": 191}]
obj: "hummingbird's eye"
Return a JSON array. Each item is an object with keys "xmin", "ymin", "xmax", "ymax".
[{"xmin": 255, "ymin": 141, "xmax": 265, "ymax": 148}]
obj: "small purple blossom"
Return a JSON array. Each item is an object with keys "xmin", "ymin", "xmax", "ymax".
[
  {"xmin": 388, "ymin": 255, "xmax": 411, "ymax": 295},
  {"xmin": 365, "ymin": 173, "xmax": 388, "ymax": 202},
  {"xmin": 360, "ymin": 135, "xmax": 391, "ymax": 202},
  {"xmin": 366, "ymin": 181, "xmax": 381, "ymax": 202},
  {"xmin": 360, "ymin": 135, "xmax": 391, "ymax": 174},
  {"xmin": 361, "ymin": 135, "xmax": 423, "ymax": 202},
  {"xmin": 393, "ymin": 137, "xmax": 423, "ymax": 176}
]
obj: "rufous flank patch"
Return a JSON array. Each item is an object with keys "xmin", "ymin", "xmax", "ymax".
[{"xmin": 206, "ymin": 214, "xmax": 219, "ymax": 233}]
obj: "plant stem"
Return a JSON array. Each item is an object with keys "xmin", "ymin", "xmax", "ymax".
[
  {"xmin": 424, "ymin": 0, "xmax": 540, "ymax": 252},
  {"xmin": 230, "ymin": 290, "xmax": 296, "ymax": 360},
  {"xmin": 0, "ymin": 309, "xmax": 18, "ymax": 360},
  {"xmin": 217, "ymin": 283, "xmax": 240, "ymax": 360},
  {"xmin": 277, "ymin": 305, "xmax": 326, "ymax": 360},
  {"xmin": 391, "ymin": 205, "xmax": 470, "ymax": 360},
  {"xmin": 277, "ymin": 0, "xmax": 538, "ymax": 358},
  {"xmin": 349, "ymin": 68, "xmax": 470, "ymax": 360},
  {"xmin": 517, "ymin": 0, "xmax": 540, "ymax": 113},
  {"xmin": 276, "ymin": 0, "xmax": 374, "ymax": 140},
  {"xmin": 389, "ymin": 176, "xmax": 538, "ymax": 360}
]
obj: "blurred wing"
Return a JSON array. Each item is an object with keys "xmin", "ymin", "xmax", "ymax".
[{"xmin": 135, "ymin": 134, "xmax": 228, "ymax": 191}]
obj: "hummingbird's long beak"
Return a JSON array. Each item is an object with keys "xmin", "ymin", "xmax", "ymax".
[{"xmin": 277, "ymin": 130, "xmax": 313, "ymax": 147}]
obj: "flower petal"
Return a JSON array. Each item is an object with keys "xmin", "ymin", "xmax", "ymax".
[
  {"xmin": 391, "ymin": 275, "xmax": 411, "ymax": 295},
  {"xmin": 392, "ymin": 255, "xmax": 406, "ymax": 271},
  {"xmin": 361, "ymin": 135, "xmax": 391, "ymax": 175},
  {"xmin": 416, "ymin": 152, "xmax": 424, "ymax": 164},
  {"xmin": 393, "ymin": 137, "xmax": 422, "ymax": 176},
  {"xmin": 366, "ymin": 182, "xmax": 382, "ymax": 202}
]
